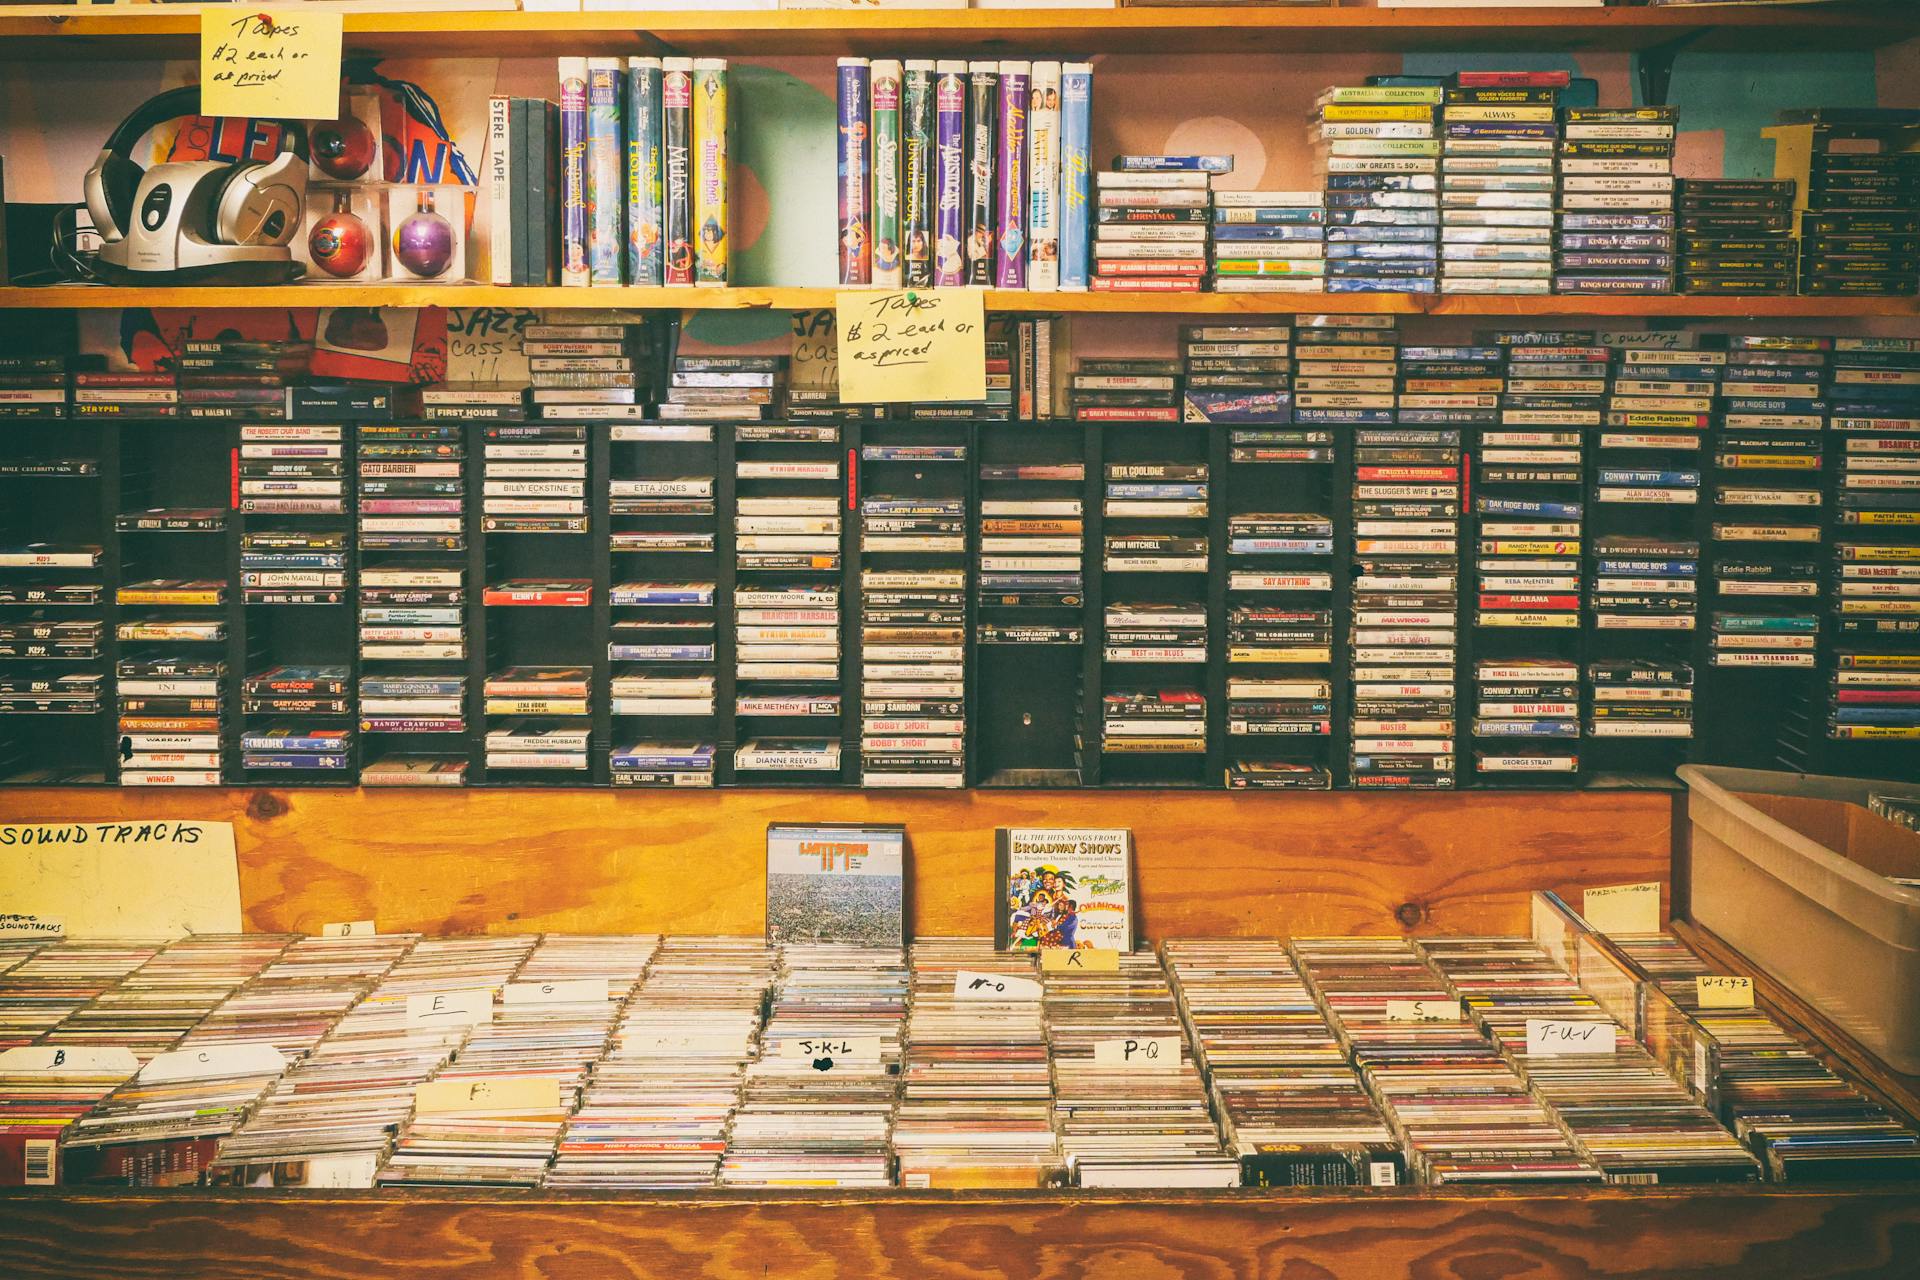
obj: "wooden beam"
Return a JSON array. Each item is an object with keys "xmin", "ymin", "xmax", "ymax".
[{"xmin": 0, "ymin": 787, "xmax": 1674, "ymax": 940}]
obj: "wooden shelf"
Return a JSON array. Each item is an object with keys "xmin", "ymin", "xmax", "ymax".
[
  {"xmin": 0, "ymin": 3, "xmax": 1915, "ymax": 61},
  {"xmin": 2, "ymin": 283, "xmax": 1916, "ymax": 318},
  {"xmin": 4, "ymin": 1184, "xmax": 1918, "ymax": 1280}
]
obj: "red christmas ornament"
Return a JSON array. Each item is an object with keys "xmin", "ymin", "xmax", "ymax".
[
  {"xmin": 312, "ymin": 116, "xmax": 377, "ymax": 181},
  {"xmin": 309, "ymin": 209, "xmax": 374, "ymax": 278}
]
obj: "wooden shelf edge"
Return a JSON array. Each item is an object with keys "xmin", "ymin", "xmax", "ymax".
[{"xmin": 1, "ymin": 285, "xmax": 1915, "ymax": 318}]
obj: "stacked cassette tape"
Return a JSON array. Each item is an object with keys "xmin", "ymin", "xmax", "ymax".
[
  {"xmin": 1162, "ymin": 939, "xmax": 1401, "ymax": 1188},
  {"xmin": 1336, "ymin": 316, "xmax": 1456, "ymax": 789},
  {"xmin": 1677, "ymin": 179, "xmax": 1798, "ymax": 295},
  {"xmin": 1583, "ymin": 340, "xmax": 1711, "ymax": 761},
  {"xmin": 1775, "ymin": 109, "xmax": 1920, "ymax": 297},
  {"xmin": 1555, "ymin": 106, "xmax": 1677, "ymax": 295},
  {"xmin": 549, "ymin": 937, "xmax": 772, "ymax": 1189},
  {"xmin": 1311, "ymin": 82, "xmax": 1439, "ymax": 295},
  {"xmin": 1438, "ymin": 70, "xmax": 1564, "ymax": 296},
  {"xmin": 1092, "ymin": 161, "xmax": 1211, "ymax": 294},
  {"xmin": 1043, "ymin": 951, "xmax": 1238, "ymax": 1188},
  {"xmin": 525, "ymin": 320, "xmax": 652, "ymax": 423},
  {"xmin": 1827, "ymin": 337, "xmax": 1920, "ymax": 754},
  {"xmin": 732, "ymin": 423, "xmax": 845, "ymax": 780},
  {"xmin": 1209, "ymin": 188, "xmax": 1326, "ymax": 294},
  {"xmin": 355, "ymin": 418, "xmax": 469, "ymax": 787},
  {"xmin": 607, "ymin": 420, "xmax": 719, "ymax": 789},
  {"xmin": 1709, "ymin": 337, "xmax": 1830, "ymax": 676},
  {"xmin": 113, "ymin": 649, "xmax": 225, "ymax": 788}
]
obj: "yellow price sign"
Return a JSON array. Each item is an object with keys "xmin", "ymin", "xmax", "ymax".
[
  {"xmin": 201, "ymin": 9, "xmax": 345, "ymax": 121},
  {"xmin": 835, "ymin": 289, "xmax": 986, "ymax": 405}
]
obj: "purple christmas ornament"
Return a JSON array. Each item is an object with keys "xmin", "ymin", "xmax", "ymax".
[{"xmin": 394, "ymin": 203, "xmax": 455, "ymax": 277}]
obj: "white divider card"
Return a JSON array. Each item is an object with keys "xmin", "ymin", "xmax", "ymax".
[
  {"xmin": 1385, "ymin": 999, "xmax": 1458, "ymax": 1023},
  {"xmin": 0, "ymin": 913, "xmax": 62, "ymax": 940},
  {"xmin": 1696, "ymin": 976, "xmax": 1755, "ymax": 1009},
  {"xmin": 0, "ymin": 1046, "xmax": 138, "ymax": 1076},
  {"xmin": 1091, "ymin": 1037, "xmax": 1182, "ymax": 1069},
  {"xmin": 1039, "ymin": 948, "xmax": 1119, "ymax": 973},
  {"xmin": 503, "ymin": 978, "xmax": 609, "ymax": 1007},
  {"xmin": 414, "ymin": 1076, "xmax": 559, "ymax": 1115},
  {"xmin": 776, "ymin": 1036, "xmax": 884, "ymax": 1065},
  {"xmin": 1, "ymin": 820, "xmax": 242, "ymax": 936},
  {"xmin": 405, "ymin": 988, "xmax": 495, "ymax": 1027},
  {"xmin": 139, "ymin": 1042, "xmax": 287, "ymax": 1083},
  {"xmin": 1582, "ymin": 882, "xmax": 1663, "ymax": 935},
  {"xmin": 953, "ymin": 970, "xmax": 1043, "ymax": 1001},
  {"xmin": 1525, "ymin": 1020, "xmax": 1617, "ymax": 1057},
  {"xmin": 321, "ymin": 920, "xmax": 376, "ymax": 938}
]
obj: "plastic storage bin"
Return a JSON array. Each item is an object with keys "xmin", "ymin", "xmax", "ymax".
[{"xmin": 1678, "ymin": 764, "xmax": 1920, "ymax": 1074}]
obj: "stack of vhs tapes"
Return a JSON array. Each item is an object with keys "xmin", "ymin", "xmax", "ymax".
[
  {"xmin": 1472, "ymin": 658, "xmax": 1580, "ymax": 779},
  {"xmin": 1827, "ymin": 337, "xmax": 1920, "ymax": 752},
  {"xmin": 526, "ymin": 320, "xmax": 650, "ymax": 422},
  {"xmin": 483, "ymin": 422, "xmax": 586, "ymax": 534},
  {"xmin": 1588, "ymin": 658, "xmax": 1695, "ymax": 744},
  {"xmin": 240, "ymin": 667, "xmax": 351, "ymax": 780},
  {"xmin": 1070, "ymin": 357, "xmax": 1182, "ymax": 424},
  {"xmin": 484, "ymin": 667, "xmax": 591, "ymax": 775},
  {"xmin": 1210, "ymin": 189, "xmax": 1325, "ymax": 294},
  {"xmin": 1162, "ymin": 939, "xmax": 1400, "ymax": 1188},
  {"xmin": 1092, "ymin": 160, "xmax": 1211, "ymax": 294},
  {"xmin": 721, "ymin": 946, "xmax": 906, "ymax": 1188},
  {"xmin": 860, "ymin": 569, "xmax": 967, "ymax": 787},
  {"xmin": 1332, "ymin": 317, "xmax": 1457, "ymax": 789},
  {"xmin": 1555, "ymin": 107, "xmax": 1677, "ymax": 295},
  {"xmin": 1044, "ymin": 952, "xmax": 1239, "ymax": 1188},
  {"xmin": 1439, "ymin": 70, "xmax": 1563, "ymax": 296},
  {"xmin": 1677, "ymin": 179, "xmax": 1797, "ymax": 294},
  {"xmin": 892, "ymin": 940, "xmax": 1056, "ymax": 1188},
  {"xmin": 1775, "ymin": 109, "xmax": 1920, "ymax": 297},
  {"xmin": 114, "ymin": 647, "xmax": 224, "ymax": 787},
  {"xmin": 732, "ymin": 422, "xmax": 844, "ymax": 780},
  {"xmin": 549, "ymin": 936, "xmax": 772, "ymax": 1189},
  {"xmin": 1312, "ymin": 82, "xmax": 1439, "ymax": 295},
  {"xmin": 1709, "ymin": 337, "xmax": 1830, "ymax": 675},
  {"xmin": 661, "ymin": 354, "xmax": 785, "ymax": 422},
  {"xmin": 608, "ymin": 420, "xmax": 718, "ymax": 788}
]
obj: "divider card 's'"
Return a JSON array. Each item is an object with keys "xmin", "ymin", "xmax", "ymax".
[
  {"xmin": 835, "ymin": 289, "xmax": 986, "ymax": 404},
  {"xmin": 0, "ymin": 821, "xmax": 241, "ymax": 937}
]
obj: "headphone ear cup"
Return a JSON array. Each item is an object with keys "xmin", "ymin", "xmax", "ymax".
[
  {"xmin": 205, "ymin": 162, "xmax": 259, "ymax": 243},
  {"xmin": 98, "ymin": 155, "xmax": 142, "ymax": 239}
]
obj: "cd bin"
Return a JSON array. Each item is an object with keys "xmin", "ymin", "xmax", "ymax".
[{"xmin": 1678, "ymin": 764, "xmax": 1920, "ymax": 1074}]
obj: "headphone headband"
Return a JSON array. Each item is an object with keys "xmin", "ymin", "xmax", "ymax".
[{"xmin": 103, "ymin": 87, "xmax": 314, "ymax": 165}]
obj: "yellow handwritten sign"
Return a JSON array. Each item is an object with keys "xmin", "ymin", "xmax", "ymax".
[
  {"xmin": 1696, "ymin": 976, "xmax": 1755, "ymax": 1009},
  {"xmin": 835, "ymin": 289, "xmax": 986, "ymax": 404},
  {"xmin": 1040, "ymin": 948, "xmax": 1120, "ymax": 973},
  {"xmin": 415, "ymin": 1076, "xmax": 559, "ymax": 1115},
  {"xmin": 1583, "ymin": 881, "xmax": 1663, "ymax": 936},
  {"xmin": 0, "ymin": 821, "xmax": 240, "ymax": 937},
  {"xmin": 201, "ymin": 9, "xmax": 344, "ymax": 121}
]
